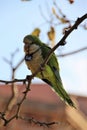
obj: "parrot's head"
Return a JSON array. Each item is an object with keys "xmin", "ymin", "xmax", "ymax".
[
  {"xmin": 23, "ymin": 35, "xmax": 44, "ymax": 72},
  {"xmin": 23, "ymin": 35, "xmax": 42, "ymax": 55}
]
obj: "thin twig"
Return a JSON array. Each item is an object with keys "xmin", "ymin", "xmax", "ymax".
[
  {"xmin": 58, "ymin": 46, "xmax": 87, "ymax": 57},
  {"xmin": 15, "ymin": 57, "xmax": 24, "ymax": 70},
  {"xmin": 0, "ymin": 78, "xmax": 26, "ymax": 84},
  {"xmin": 19, "ymin": 116, "xmax": 60, "ymax": 127}
]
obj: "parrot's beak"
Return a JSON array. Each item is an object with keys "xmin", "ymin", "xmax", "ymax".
[{"xmin": 23, "ymin": 37, "xmax": 31, "ymax": 54}]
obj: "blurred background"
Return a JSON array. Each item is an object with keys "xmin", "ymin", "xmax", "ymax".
[{"xmin": 0, "ymin": 0, "xmax": 87, "ymax": 130}]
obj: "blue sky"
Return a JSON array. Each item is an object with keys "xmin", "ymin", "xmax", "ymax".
[{"xmin": 0, "ymin": 0, "xmax": 87, "ymax": 96}]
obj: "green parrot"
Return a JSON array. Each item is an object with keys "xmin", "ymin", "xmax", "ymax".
[{"xmin": 23, "ymin": 35, "xmax": 76, "ymax": 108}]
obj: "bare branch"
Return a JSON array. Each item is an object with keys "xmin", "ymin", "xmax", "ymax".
[
  {"xmin": 15, "ymin": 57, "xmax": 24, "ymax": 70},
  {"xmin": 0, "ymin": 78, "xmax": 26, "ymax": 84},
  {"xmin": 58, "ymin": 46, "xmax": 87, "ymax": 57},
  {"xmin": 42, "ymin": 14, "xmax": 87, "ymax": 65},
  {"xmin": 0, "ymin": 78, "xmax": 32, "ymax": 126},
  {"xmin": 19, "ymin": 116, "xmax": 60, "ymax": 127}
]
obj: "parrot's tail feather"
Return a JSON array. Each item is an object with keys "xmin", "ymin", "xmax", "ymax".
[
  {"xmin": 55, "ymin": 83, "xmax": 76, "ymax": 108},
  {"xmin": 42, "ymin": 78, "xmax": 76, "ymax": 108},
  {"xmin": 52, "ymin": 67, "xmax": 76, "ymax": 108}
]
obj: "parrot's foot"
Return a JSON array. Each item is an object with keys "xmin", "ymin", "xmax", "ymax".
[{"xmin": 26, "ymin": 75, "xmax": 33, "ymax": 81}]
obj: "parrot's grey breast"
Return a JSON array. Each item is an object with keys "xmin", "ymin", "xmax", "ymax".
[{"xmin": 25, "ymin": 44, "xmax": 43, "ymax": 73}]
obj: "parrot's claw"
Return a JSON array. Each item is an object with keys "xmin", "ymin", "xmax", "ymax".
[{"xmin": 26, "ymin": 75, "xmax": 33, "ymax": 81}]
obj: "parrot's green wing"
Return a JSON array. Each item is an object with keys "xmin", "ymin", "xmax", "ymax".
[{"xmin": 41, "ymin": 43, "xmax": 76, "ymax": 108}]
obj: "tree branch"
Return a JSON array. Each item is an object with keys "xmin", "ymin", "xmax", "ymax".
[
  {"xmin": 58, "ymin": 46, "xmax": 87, "ymax": 57},
  {"xmin": 43, "ymin": 13, "xmax": 87, "ymax": 65},
  {"xmin": 19, "ymin": 116, "xmax": 60, "ymax": 127}
]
